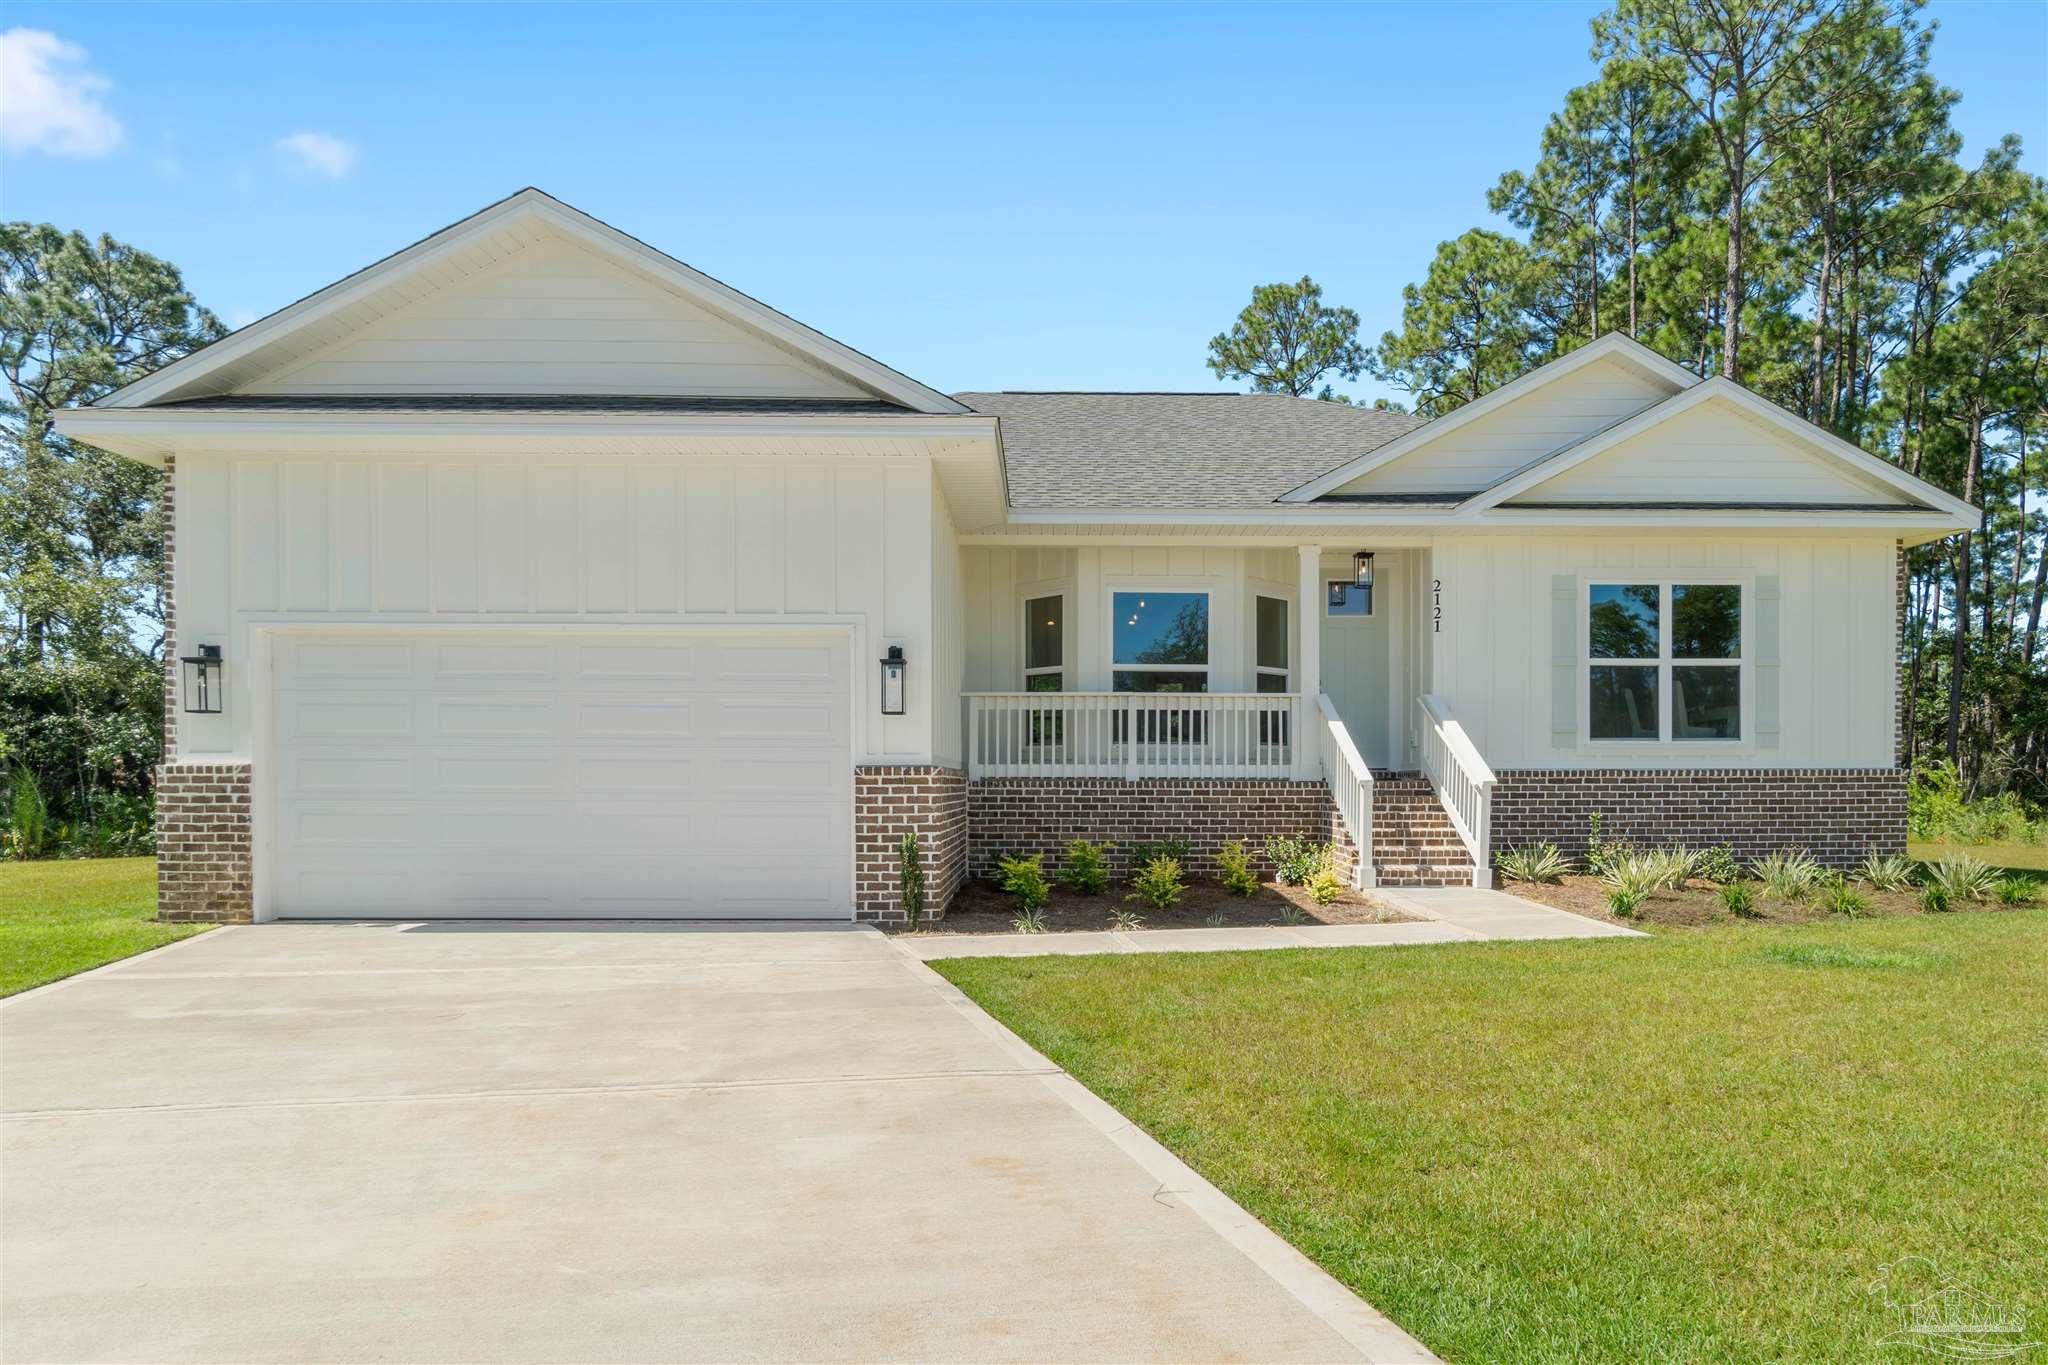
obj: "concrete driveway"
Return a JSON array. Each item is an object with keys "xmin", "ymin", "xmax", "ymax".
[{"xmin": 1, "ymin": 923, "xmax": 1427, "ymax": 1363}]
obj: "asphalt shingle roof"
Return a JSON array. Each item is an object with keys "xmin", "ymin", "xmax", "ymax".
[{"xmin": 954, "ymin": 391, "xmax": 1424, "ymax": 509}]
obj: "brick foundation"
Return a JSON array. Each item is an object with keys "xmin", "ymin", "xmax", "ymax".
[
  {"xmin": 855, "ymin": 766, "xmax": 966, "ymax": 922},
  {"xmin": 966, "ymin": 777, "xmax": 1357, "ymax": 883},
  {"xmin": 1489, "ymin": 768, "xmax": 1908, "ymax": 870},
  {"xmin": 155, "ymin": 762, "xmax": 253, "ymax": 922}
]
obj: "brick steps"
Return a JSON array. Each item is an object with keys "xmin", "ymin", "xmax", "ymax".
[{"xmin": 1372, "ymin": 780, "xmax": 1481, "ymax": 888}]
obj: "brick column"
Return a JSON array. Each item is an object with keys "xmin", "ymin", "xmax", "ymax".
[
  {"xmin": 155, "ymin": 762, "xmax": 253, "ymax": 922},
  {"xmin": 854, "ymin": 766, "xmax": 966, "ymax": 921}
]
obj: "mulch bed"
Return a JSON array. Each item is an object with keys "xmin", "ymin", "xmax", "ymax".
[
  {"xmin": 1505, "ymin": 875, "xmax": 1991, "ymax": 928},
  {"xmin": 897, "ymin": 877, "xmax": 1412, "ymax": 935}
]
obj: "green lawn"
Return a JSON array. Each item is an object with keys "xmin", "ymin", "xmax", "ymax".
[
  {"xmin": 937, "ymin": 913, "xmax": 2048, "ymax": 1363},
  {"xmin": 0, "ymin": 857, "xmax": 200, "ymax": 997},
  {"xmin": 1911, "ymin": 838, "xmax": 2048, "ymax": 873}
]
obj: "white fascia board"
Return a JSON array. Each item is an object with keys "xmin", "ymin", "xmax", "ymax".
[
  {"xmin": 1276, "ymin": 333, "xmax": 1701, "ymax": 503},
  {"xmin": 1457, "ymin": 377, "xmax": 1979, "ymax": 523},
  {"xmin": 99, "ymin": 189, "xmax": 968, "ymax": 415},
  {"xmin": 1002, "ymin": 506, "xmax": 1457, "ymax": 525}
]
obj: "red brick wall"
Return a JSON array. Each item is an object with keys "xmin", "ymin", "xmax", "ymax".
[
  {"xmin": 155, "ymin": 762, "xmax": 252, "ymax": 922},
  {"xmin": 854, "ymin": 766, "xmax": 966, "ymax": 922},
  {"xmin": 1490, "ymin": 768, "xmax": 1908, "ymax": 870},
  {"xmin": 966, "ymin": 778, "xmax": 1357, "ymax": 883}
]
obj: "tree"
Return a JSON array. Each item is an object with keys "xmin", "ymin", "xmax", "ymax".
[
  {"xmin": 1206, "ymin": 277, "xmax": 1368, "ymax": 398},
  {"xmin": 1371, "ymin": 230, "xmax": 1540, "ymax": 416}
]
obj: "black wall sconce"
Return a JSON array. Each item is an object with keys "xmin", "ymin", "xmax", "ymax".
[
  {"xmin": 180, "ymin": 644, "xmax": 223, "ymax": 714},
  {"xmin": 879, "ymin": 644, "xmax": 907, "ymax": 715}
]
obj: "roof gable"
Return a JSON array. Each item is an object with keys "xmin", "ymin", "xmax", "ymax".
[
  {"xmin": 99, "ymin": 188, "xmax": 965, "ymax": 414},
  {"xmin": 1281, "ymin": 334, "xmax": 1699, "ymax": 503},
  {"xmin": 1466, "ymin": 378, "xmax": 1975, "ymax": 518}
]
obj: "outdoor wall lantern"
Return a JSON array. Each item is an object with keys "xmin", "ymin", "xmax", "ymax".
[
  {"xmin": 879, "ymin": 644, "xmax": 907, "ymax": 716},
  {"xmin": 180, "ymin": 643, "xmax": 224, "ymax": 714},
  {"xmin": 1353, "ymin": 550, "xmax": 1376, "ymax": 589}
]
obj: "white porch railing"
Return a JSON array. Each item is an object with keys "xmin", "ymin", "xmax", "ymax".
[
  {"xmin": 966, "ymin": 693, "xmax": 1300, "ymax": 779},
  {"xmin": 1418, "ymin": 694, "xmax": 1496, "ymax": 887},
  {"xmin": 1314, "ymin": 693, "xmax": 1375, "ymax": 889}
]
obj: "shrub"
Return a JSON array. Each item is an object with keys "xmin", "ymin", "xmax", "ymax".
[
  {"xmin": 1647, "ymin": 848, "xmax": 1696, "ymax": 890},
  {"xmin": 1601, "ymin": 851, "xmax": 1668, "ymax": 902},
  {"xmin": 1924, "ymin": 854, "xmax": 1998, "ymax": 903},
  {"xmin": 1909, "ymin": 762, "xmax": 2042, "ymax": 844},
  {"xmin": 1128, "ymin": 837, "xmax": 1192, "ymax": 871},
  {"xmin": 1606, "ymin": 884, "xmax": 1647, "ymax": 918},
  {"xmin": 1752, "ymin": 849, "xmax": 1824, "ymax": 902},
  {"xmin": 1058, "ymin": 838, "xmax": 1113, "ymax": 895},
  {"xmin": 1585, "ymin": 811, "xmax": 1635, "ymax": 878},
  {"xmin": 1919, "ymin": 884, "xmax": 1951, "ymax": 914},
  {"xmin": 1993, "ymin": 876, "xmax": 2038, "ymax": 906},
  {"xmin": 6, "ymin": 768, "xmax": 51, "ymax": 860},
  {"xmin": 1307, "ymin": 850, "xmax": 1343, "ymax": 905},
  {"xmin": 1109, "ymin": 906, "xmax": 1145, "ymax": 931},
  {"xmin": 1013, "ymin": 907, "xmax": 1048, "ymax": 933},
  {"xmin": 1822, "ymin": 883, "xmax": 1870, "ymax": 917},
  {"xmin": 1720, "ymin": 881, "xmax": 1761, "ymax": 918},
  {"xmin": 1496, "ymin": 842, "xmax": 1572, "ymax": 884},
  {"xmin": 1265, "ymin": 834, "xmax": 1330, "ymax": 887},
  {"xmin": 1857, "ymin": 851, "xmax": 1915, "ymax": 892},
  {"xmin": 1216, "ymin": 839, "xmax": 1260, "ymax": 896},
  {"xmin": 1693, "ymin": 844, "xmax": 1741, "ymax": 885},
  {"xmin": 1278, "ymin": 901, "xmax": 1307, "ymax": 924},
  {"xmin": 995, "ymin": 854, "xmax": 1050, "ymax": 914},
  {"xmin": 898, "ymin": 831, "xmax": 926, "ymax": 929},
  {"xmin": 1127, "ymin": 855, "xmax": 1185, "ymax": 911}
]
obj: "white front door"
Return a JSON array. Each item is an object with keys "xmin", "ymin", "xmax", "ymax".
[
  {"xmin": 269, "ymin": 631, "xmax": 852, "ymax": 919},
  {"xmin": 1320, "ymin": 552, "xmax": 1406, "ymax": 770}
]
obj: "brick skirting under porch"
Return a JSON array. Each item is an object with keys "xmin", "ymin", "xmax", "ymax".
[
  {"xmin": 1489, "ymin": 768, "xmax": 1908, "ymax": 869},
  {"xmin": 966, "ymin": 777, "xmax": 1358, "ymax": 884},
  {"xmin": 855, "ymin": 766, "xmax": 967, "ymax": 922},
  {"xmin": 156, "ymin": 762, "xmax": 253, "ymax": 923}
]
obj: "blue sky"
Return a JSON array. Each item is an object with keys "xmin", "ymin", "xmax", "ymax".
[{"xmin": 3, "ymin": 1, "xmax": 2042, "ymax": 405}]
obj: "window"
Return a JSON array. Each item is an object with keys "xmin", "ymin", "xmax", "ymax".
[
  {"xmin": 1112, "ymin": 591, "xmax": 1208, "ymax": 693},
  {"xmin": 1024, "ymin": 594, "xmax": 1063, "ymax": 692},
  {"xmin": 1588, "ymin": 582, "xmax": 1742, "ymax": 742},
  {"xmin": 1326, "ymin": 581, "xmax": 1372, "ymax": 617},
  {"xmin": 1255, "ymin": 595, "xmax": 1289, "ymax": 693}
]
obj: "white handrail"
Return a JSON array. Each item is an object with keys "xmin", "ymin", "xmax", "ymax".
[
  {"xmin": 1315, "ymin": 693, "xmax": 1375, "ymax": 889},
  {"xmin": 1417, "ymin": 693, "xmax": 1495, "ymax": 887},
  {"xmin": 966, "ymin": 692, "xmax": 1300, "ymax": 780}
]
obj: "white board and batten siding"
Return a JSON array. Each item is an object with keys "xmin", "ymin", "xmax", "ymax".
[
  {"xmin": 1430, "ymin": 535, "xmax": 1900, "ymax": 769},
  {"xmin": 173, "ymin": 453, "xmax": 943, "ymax": 767}
]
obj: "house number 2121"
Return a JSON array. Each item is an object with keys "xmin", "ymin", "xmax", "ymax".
[{"xmin": 1432, "ymin": 579, "xmax": 1442, "ymax": 633}]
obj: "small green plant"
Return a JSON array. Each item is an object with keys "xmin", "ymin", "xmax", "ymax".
[
  {"xmin": 995, "ymin": 854, "xmax": 1050, "ymax": 914},
  {"xmin": 1751, "ymin": 849, "xmax": 1824, "ymax": 902},
  {"xmin": 1277, "ymin": 901, "xmax": 1307, "ymax": 925},
  {"xmin": 1585, "ymin": 811, "xmax": 1635, "ymax": 878},
  {"xmin": 1856, "ymin": 851, "xmax": 1915, "ymax": 892},
  {"xmin": 1216, "ymin": 839, "xmax": 1260, "ymax": 896},
  {"xmin": 1646, "ymin": 848, "xmax": 1695, "ymax": 890},
  {"xmin": 1057, "ymin": 838, "xmax": 1113, "ymax": 895},
  {"xmin": 1496, "ymin": 842, "xmax": 1572, "ymax": 884},
  {"xmin": 1012, "ymin": 907, "xmax": 1048, "ymax": 933},
  {"xmin": 1919, "ymin": 884, "xmax": 1951, "ymax": 914},
  {"xmin": 1605, "ymin": 883, "xmax": 1647, "ymax": 918},
  {"xmin": 1265, "ymin": 834, "xmax": 1330, "ymax": 887},
  {"xmin": 1109, "ymin": 906, "xmax": 1145, "ymax": 931},
  {"xmin": 1204, "ymin": 910, "xmax": 1228, "ymax": 927},
  {"xmin": 1128, "ymin": 837, "xmax": 1192, "ymax": 871},
  {"xmin": 1693, "ymin": 844, "xmax": 1741, "ymax": 885},
  {"xmin": 1307, "ymin": 849, "xmax": 1344, "ymax": 906},
  {"xmin": 1600, "ymin": 851, "xmax": 1665, "ymax": 902},
  {"xmin": 1719, "ymin": 881, "xmax": 1761, "ymax": 918},
  {"xmin": 1923, "ymin": 854, "xmax": 1998, "ymax": 903},
  {"xmin": 897, "ymin": 830, "xmax": 926, "ymax": 929},
  {"xmin": 1822, "ymin": 882, "xmax": 1870, "ymax": 918},
  {"xmin": 1992, "ymin": 875, "xmax": 2037, "ymax": 906},
  {"xmin": 1127, "ymin": 855, "xmax": 1185, "ymax": 911}
]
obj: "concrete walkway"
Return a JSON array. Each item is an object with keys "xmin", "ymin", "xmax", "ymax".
[
  {"xmin": 904, "ymin": 889, "xmax": 1638, "ymax": 960},
  {"xmin": 1, "ymin": 922, "xmax": 1433, "ymax": 1363}
]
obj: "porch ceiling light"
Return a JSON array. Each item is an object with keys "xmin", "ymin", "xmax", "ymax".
[
  {"xmin": 1353, "ymin": 550, "xmax": 1375, "ymax": 589},
  {"xmin": 879, "ymin": 645, "xmax": 907, "ymax": 716},
  {"xmin": 180, "ymin": 643, "xmax": 223, "ymax": 714}
]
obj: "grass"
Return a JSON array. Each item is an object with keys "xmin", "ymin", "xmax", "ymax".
[
  {"xmin": 1910, "ymin": 839, "xmax": 2048, "ymax": 874},
  {"xmin": 0, "ymin": 857, "xmax": 199, "ymax": 997},
  {"xmin": 936, "ymin": 913, "xmax": 2047, "ymax": 1363}
]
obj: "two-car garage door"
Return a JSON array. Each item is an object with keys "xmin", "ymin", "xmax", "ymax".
[{"xmin": 270, "ymin": 632, "xmax": 852, "ymax": 919}]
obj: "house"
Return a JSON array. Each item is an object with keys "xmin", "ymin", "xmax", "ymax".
[{"xmin": 55, "ymin": 189, "xmax": 1978, "ymax": 923}]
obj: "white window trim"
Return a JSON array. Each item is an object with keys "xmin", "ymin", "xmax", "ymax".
[
  {"xmin": 1578, "ymin": 574, "xmax": 1752, "ymax": 753},
  {"xmin": 1019, "ymin": 588, "xmax": 1067, "ymax": 690},
  {"xmin": 1106, "ymin": 584, "xmax": 1212, "ymax": 688},
  {"xmin": 1253, "ymin": 591, "xmax": 1291, "ymax": 691}
]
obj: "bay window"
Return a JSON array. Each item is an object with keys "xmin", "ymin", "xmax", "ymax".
[{"xmin": 1588, "ymin": 581, "xmax": 1743, "ymax": 742}]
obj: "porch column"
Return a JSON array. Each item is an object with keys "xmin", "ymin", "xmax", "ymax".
[{"xmin": 1295, "ymin": 544, "xmax": 1322, "ymax": 778}]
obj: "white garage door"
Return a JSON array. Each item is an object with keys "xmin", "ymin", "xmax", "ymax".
[{"xmin": 270, "ymin": 632, "xmax": 852, "ymax": 919}]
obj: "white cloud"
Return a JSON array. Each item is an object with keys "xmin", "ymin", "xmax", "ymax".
[
  {"xmin": 276, "ymin": 130, "xmax": 357, "ymax": 178},
  {"xmin": 0, "ymin": 28, "xmax": 123, "ymax": 157}
]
